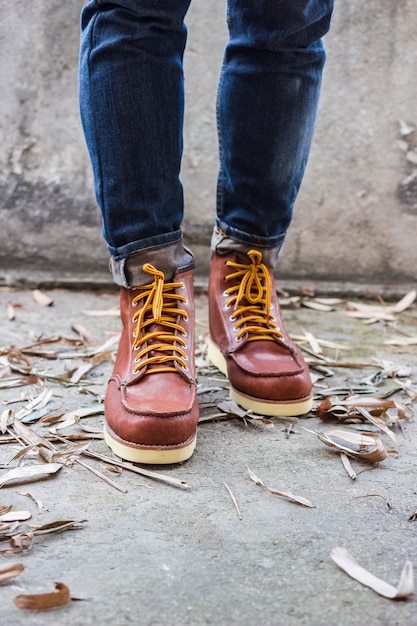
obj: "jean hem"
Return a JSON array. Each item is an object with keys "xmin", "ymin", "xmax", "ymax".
[{"xmin": 109, "ymin": 237, "xmax": 194, "ymax": 287}]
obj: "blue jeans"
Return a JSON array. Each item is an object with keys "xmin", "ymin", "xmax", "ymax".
[{"xmin": 79, "ymin": 0, "xmax": 333, "ymax": 285}]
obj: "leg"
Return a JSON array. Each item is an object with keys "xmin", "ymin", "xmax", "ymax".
[
  {"xmin": 215, "ymin": 0, "xmax": 334, "ymax": 253},
  {"xmin": 79, "ymin": 0, "xmax": 192, "ymax": 281},
  {"xmin": 209, "ymin": 0, "xmax": 334, "ymax": 416},
  {"xmin": 79, "ymin": 0, "xmax": 198, "ymax": 463}
]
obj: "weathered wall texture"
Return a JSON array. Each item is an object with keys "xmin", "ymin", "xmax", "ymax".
[{"xmin": 0, "ymin": 1, "xmax": 416, "ymax": 288}]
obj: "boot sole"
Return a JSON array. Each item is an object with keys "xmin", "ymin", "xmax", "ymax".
[
  {"xmin": 207, "ymin": 338, "xmax": 313, "ymax": 417},
  {"xmin": 104, "ymin": 426, "xmax": 197, "ymax": 465}
]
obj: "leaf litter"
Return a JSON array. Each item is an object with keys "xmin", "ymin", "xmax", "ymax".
[{"xmin": 1, "ymin": 288, "xmax": 417, "ymax": 611}]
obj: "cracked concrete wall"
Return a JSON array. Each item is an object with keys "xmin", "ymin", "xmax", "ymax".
[{"xmin": 0, "ymin": 0, "xmax": 416, "ymax": 287}]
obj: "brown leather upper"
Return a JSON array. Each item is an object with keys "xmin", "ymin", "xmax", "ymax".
[
  {"xmin": 105, "ymin": 268, "xmax": 199, "ymax": 448},
  {"xmin": 209, "ymin": 251, "xmax": 312, "ymax": 403}
]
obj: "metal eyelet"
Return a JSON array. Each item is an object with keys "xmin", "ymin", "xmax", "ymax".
[
  {"xmin": 182, "ymin": 330, "xmax": 188, "ymax": 337},
  {"xmin": 182, "ymin": 365, "xmax": 189, "ymax": 372}
]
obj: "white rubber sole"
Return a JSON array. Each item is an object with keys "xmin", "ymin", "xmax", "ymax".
[
  {"xmin": 207, "ymin": 338, "xmax": 313, "ymax": 417},
  {"xmin": 104, "ymin": 427, "xmax": 197, "ymax": 465}
]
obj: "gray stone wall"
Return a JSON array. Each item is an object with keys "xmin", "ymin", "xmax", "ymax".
[{"xmin": 0, "ymin": 0, "xmax": 416, "ymax": 288}]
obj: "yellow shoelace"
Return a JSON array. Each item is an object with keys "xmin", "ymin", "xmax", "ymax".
[
  {"xmin": 131, "ymin": 263, "xmax": 188, "ymax": 375},
  {"xmin": 224, "ymin": 250, "xmax": 284, "ymax": 343}
]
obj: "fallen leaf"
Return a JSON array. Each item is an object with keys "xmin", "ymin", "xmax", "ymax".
[
  {"xmin": 32, "ymin": 290, "xmax": 54, "ymax": 307},
  {"xmin": 340, "ymin": 451, "xmax": 356, "ymax": 480},
  {"xmin": 7, "ymin": 302, "xmax": 15, "ymax": 321},
  {"xmin": 1, "ymin": 408, "xmax": 13, "ymax": 434},
  {"xmin": 0, "ymin": 463, "xmax": 62, "ymax": 488},
  {"xmin": 71, "ymin": 323, "xmax": 93, "ymax": 343},
  {"xmin": 391, "ymin": 290, "xmax": 416, "ymax": 313},
  {"xmin": 49, "ymin": 404, "xmax": 104, "ymax": 430},
  {"xmin": 308, "ymin": 428, "xmax": 388, "ymax": 462},
  {"xmin": 331, "ymin": 547, "xmax": 414, "ymax": 599},
  {"xmin": 384, "ymin": 336, "xmax": 417, "ymax": 346},
  {"xmin": 83, "ymin": 449, "xmax": 191, "ymax": 490},
  {"xmin": 14, "ymin": 582, "xmax": 70, "ymax": 610},
  {"xmin": 0, "ymin": 510, "xmax": 32, "ymax": 523},
  {"xmin": 13, "ymin": 418, "xmax": 56, "ymax": 452},
  {"xmin": 15, "ymin": 389, "xmax": 53, "ymax": 421},
  {"xmin": 248, "ymin": 467, "xmax": 314, "ymax": 508},
  {"xmin": 301, "ymin": 300, "xmax": 335, "ymax": 312},
  {"xmin": 17, "ymin": 491, "xmax": 44, "ymax": 509},
  {"xmin": 82, "ymin": 307, "xmax": 120, "ymax": 316},
  {"xmin": 30, "ymin": 519, "xmax": 87, "ymax": 536},
  {"xmin": 0, "ymin": 562, "xmax": 24, "ymax": 583}
]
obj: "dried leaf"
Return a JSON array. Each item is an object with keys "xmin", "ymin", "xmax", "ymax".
[
  {"xmin": 8, "ymin": 532, "xmax": 33, "ymax": 554},
  {"xmin": 248, "ymin": 467, "xmax": 314, "ymax": 508},
  {"xmin": 302, "ymin": 329, "xmax": 323, "ymax": 355},
  {"xmin": 14, "ymin": 581, "xmax": 70, "ymax": 610},
  {"xmin": 340, "ymin": 451, "xmax": 356, "ymax": 480},
  {"xmin": 58, "ymin": 335, "xmax": 119, "ymax": 359},
  {"xmin": 71, "ymin": 323, "xmax": 93, "ymax": 343},
  {"xmin": 50, "ymin": 404, "xmax": 104, "ymax": 430},
  {"xmin": 0, "ymin": 463, "xmax": 62, "ymax": 488},
  {"xmin": 331, "ymin": 547, "xmax": 414, "ymax": 599},
  {"xmin": 17, "ymin": 491, "xmax": 44, "ymax": 509},
  {"xmin": 30, "ymin": 519, "xmax": 87, "ymax": 536},
  {"xmin": 357, "ymin": 408, "xmax": 397, "ymax": 443},
  {"xmin": 0, "ymin": 510, "xmax": 32, "ymax": 523},
  {"xmin": 301, "ymin": 300, "xmax": 335, "ymax": 312},
  {"xmin": 309, "ymin": 428, "xmax": 388, "ymax": 462},
  {"xmin": 16, "ymin": 389, "xmax": 53, "ymax": 421},
  {"xmin": 83, "ymin": 449, "xmax": 191, "ymax": 490},
  {"xmin": 32, "ymin": 289, "xmax": 54, "ymax": 307},
  {"xmin": 391, "ymin": 290, "xmax": 416, "ymax": 313},
  {"xmin": 13, "ymin": 418, "xmax": 56, "ymax": 452},
  {"xmin": 385, "ymin": 336, "xmax": 417, "ymax": 347},
  {"xmin": 82, "ymin": 307, "xmax": 120, "ymax": 316},
  {"xmin": 69, "ymin": 350, "xmax": 113, "ymax": 384},
  {"xmin": 7, "ymin": 302, "xmax": 15, "ymax": 321},
  {"xmin": 1, "ymin": 408, "xmax": 13, "ymax": 434},
  {"xmin": 0, "ymin": 562, "xmax": 24, "ymax": 583}
]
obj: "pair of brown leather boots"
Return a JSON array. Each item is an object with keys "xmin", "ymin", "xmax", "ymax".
[{"xmin": 104, "ymin": 249, "xmax": 312, "ymax": 464}]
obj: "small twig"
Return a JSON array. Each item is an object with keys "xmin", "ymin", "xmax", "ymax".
[
  {"xmin": 285, "ymin": 422, "xmax": 294, "ymax": 439},
  {"xmin": 82, "ymin": 449, "xmax": 191, "ymax": 490},
  {"xmin": 74, "ymin": 458, "xmax": 127, "ymax": 494},
  {"xmin": 353, "ymin": 493, "xmax": 392, "ymax": 509},
  {"xmin": 223, "ymin": 482, "xmax": 242, "ymax": 520}
]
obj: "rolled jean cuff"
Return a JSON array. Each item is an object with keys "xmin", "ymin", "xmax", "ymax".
[
  {"xmin": 211, "ymin": 224, "xmax": 285, "ymax": 268},
  {"xmin": 110, "ymin": 238, "xmax": 195, "ymax": 288}
]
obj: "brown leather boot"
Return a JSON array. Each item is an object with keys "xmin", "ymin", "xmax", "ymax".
[
  {"xmin": 104, "ymin": 263, "xmax": 199, "ymax": 464},
  {"xmin": 208, "ymin": 249, "xmax": 312, "ymax": 417}
]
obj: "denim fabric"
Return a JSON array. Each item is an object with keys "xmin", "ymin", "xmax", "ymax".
[{"xmin": 79, "ymin": 0, "xmax": 333, "ymax": 279}]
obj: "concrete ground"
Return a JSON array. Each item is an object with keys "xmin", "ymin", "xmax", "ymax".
[{"xmin": 0, "ymin": 285, "xmax": 417, "ymax": 626}]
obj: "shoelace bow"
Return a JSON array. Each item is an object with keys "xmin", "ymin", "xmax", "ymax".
[
  {"xmin": 131, "ymin": 263, "xmax": 188, "ymax": 375},
  {"xmin": 224, "ymin": 250, "xmax": 284, "ymax": 342}
]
